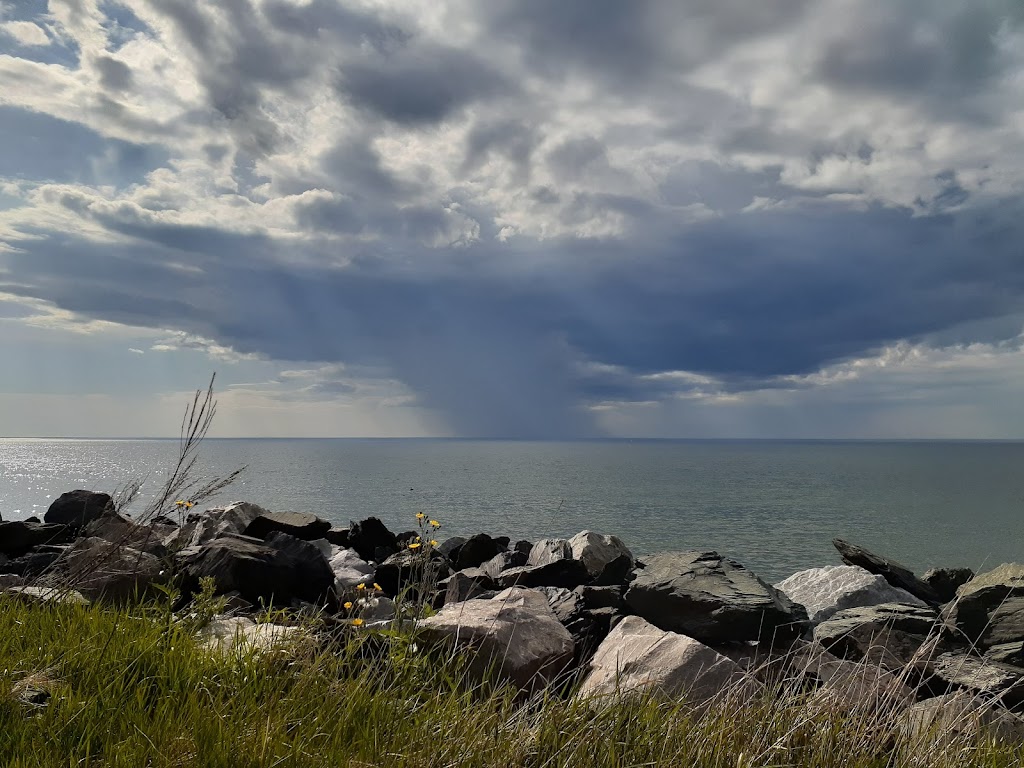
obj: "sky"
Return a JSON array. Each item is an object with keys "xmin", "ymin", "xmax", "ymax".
[{"xmin": 1, "ymin": 0, "xmax": 1023, "ymax": 438}]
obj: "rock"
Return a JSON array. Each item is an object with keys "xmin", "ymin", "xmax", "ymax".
[
  {"xmin": 350, "ymin": 594, "xmax": 396, "ymax": 624},
  {"xmin": 514, "ymin": 540, "xmax": 533, "ymax": 557},
  {"xmin": 922, "ymin": 567, "xmax": 975, "ymax": 604},
  {"xmin": 808, "ymin": 653, "xmax": 915, "ymax": 713},
  {"xmin": 528, "ymin": 538, "xmax": 571, "ymax": 566},
  {"xmin": 624, "ymin": 551, "xmax": 808, "ymax": 645},
  {"xmin": 986, "ymin": 642, "xmax": 1024, "ymax": 668},
  {"xmin": 0, "ymin": 520, "xmax": 73, "ymax": 557},
  {"xmin": 242, "ymin": 511, "xmax": 332, "ymax": 541},
  {"xmin": 577, "ymin": 615, "xmax": 746, "ymax": 703},
  {"xmin": 82, "ymin": 514, "xmax": 170, "ymax": 556},
  {"xmin": 329, "ymin": 547, "xmax": 375, "ymax": 590},
  {"xmin": 198, "ymin": 616, "xmax": 310, "ymax": 656},
  {"xmin": 0, "ymin": 549, "xmax": 64, "ymax": 578},
  {"xmin": 3, "ymin": 585, "xmax": 89, "ymax": 605},
  {"xmin": 902, "ymin": 691, "xmax": 1024, "ymax": 745},
  {"xmin": 0, "ymin": 574, "xmax": 25, "ymax": 590},
  {"xmin": 347, "ymin": 517, "xmax": 399, "ymax": 562},
  {"xmin": 166, "ymin": 502, "xmax": 270, "ymax": 550},
  {"xmin": 151, "ymin": 515, "xmax": 179, "ymax": 527},
  {"xmin": 373, "ymin": 548, "xmax": 450, "ymax": 599},
  {"xmin": 775, "ymin": 565, "xmax": 926, "ymax": 625},
  {"xmin": 542, "ymin": 587, "xmax": 619, "ymax": 669},
  {"xmin": 440, "ymin": 569, "xmax": 496, "ymax": 605},
  {"xmin": 945, "ymin": 563, "xmax": 1024, "ymax": 649},
  {"xmin": 479, "ymin": 551, "xmax": 528, "ymax": 580},
  {"xmin": 495, "ymin": 559, "xmax": 591, "ymax": 590},
  {"xmin": 812, "ymin": 602, "xmax": 942, "ymax": 669},
  {"xmin": 568, "ymin": 531, "xmax": 633, "ymax": 580},
  {"xmin": 455, "ymin": 534, "xmax": 502, "ymax": 571},
  {"xmin": 832, "ymin": 538, "xmax": 940, "ymax": 605},
  {"xmin": 44, "ymin": 490, "xmax": 114, "ymax": 529},
  {"xmin": 577, "ymin": 585, "xmax": 626, "ymax": 611},
  {"xmin": 179, "ymin": 533, "xmax": 334, "ymax": 607},
  {"xmin": 437, "ymin": 536, "xmax": 467, "ymax": 562},
  {"xmin": 931, "ymin": 652, "xmax": 1024, "ymax": 707},
  {"xmin": 417, "ymin": 587, "xmax": 574, "ymax": 692},
  {"xmin": 592, "ymin": 554, "xmax": 635, "ymax": 586},
  {"xmin": 264, "ymin": 532, "xmax": 336, "ymax": 605},
  {"xmin": 59, "ymin": 536, "xmax": 168, "ymax": 603},
  {"xmin": 324, "ymin": 527, "xmax": 350, "ymax": 547}
]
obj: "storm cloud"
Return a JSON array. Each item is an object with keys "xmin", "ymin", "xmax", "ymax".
[{"xmin": 1, "ymin": 0, "xmax": 1023, "ymax": 437}]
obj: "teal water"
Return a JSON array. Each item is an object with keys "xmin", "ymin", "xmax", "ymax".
[{"xmin": 1, "ymin": 438, "xmax": 1022, "ymax": 582}]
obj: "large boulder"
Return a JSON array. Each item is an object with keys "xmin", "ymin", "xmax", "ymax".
[
  {"xmin": 930, "ymin": 652, "xmax": 1024, "ymax": 707},
  {"xmin": 775, "ymin": 565, "xmax": 926, "ymax": 625},
  {"xmin": 198, "ymin": 616, "xmax": 311, "ymax": 657},
  {"xmin": 59, "ymin": 536, "xmax": 168, "ymax": 603},
  {"xmin": 82, "ymin": 514, "xmax": 171, "ymax": 556},
  {"xmin": 945, "ymin": 563, "xmax": 1024, "ymax": 649},
  {"xmin": 329, "ymin": 547, "xmax": 375, "ymax": 590},
  {"xmin": 495, "ymin": 559, "xmax": 591, "ymax": 590},
  {"xmin": 577, "ymin": 615, "xmax": 745, "ymax": 703},
  {"xmin": 0, "ymin": 521, "xmax": 73, "ymax": 557},
  {"xmin": 439, "ymin": 569, "xmax": 496, "ymax": 605},
  {"xmin": 417, "ymin": 587, "xmax": 575, "ymax": 692},
  {"xmin": 242, "ymin": 511, "xmax": 331, "ymax": 541},
  {"xmin": 922, "ymin": 567, "xmax": 975, "ymax": 604},
  {"xmin": 178, "ymin": 533, "xmax": 334, "ymax": 607},
  {"xmin": 624, "ymin": 551, "xmax": 808, "ymax": 645},
  {"xmin": 454, "ymin": 534, "xmax": 503, "ymax": 571},
  {"xmin": 528, "ymin": 538, "xmax": 571, "ymax": 566},
  {"xmin": 166, "ymin": 502, "xmax": 269, "ymax": 550},
  {"xmin": 568, "ymin": 531, "xmax": 634, "ymax": 580},
  {"xmin": 808, "ymin": 653, "xmax": 915, "ymax": 713},
  {"xmin": 812, "ymin": 602, "xmax": 942, "ymax": 669},
  {"xmin": 541, "ymin": 587, "xmax": 620, "ymax": 669},
  {"xmin": 480, "ymin": 551, "xmax": 528, "ymax": 580},
  {"xmin": 44, "ymin": 490, "xmax": 114, "ymax": 529},
  {"xmin": 832, "ymin": 538, "xmax": 940, "ymax": 605},
  {"xmin": 347, "ymin": 517, "xmax": 399, "ymax": 563},
  {"xmin": 373, "ymin": 548, "xmax": 450, "ymax": 599},
  {"xmin": 902, "ymin": 691, "xmax": 1024, "ymax": 746},
  {"xmin": 263, "ymin": 532, "xmax": 336, "ymax": 604}
]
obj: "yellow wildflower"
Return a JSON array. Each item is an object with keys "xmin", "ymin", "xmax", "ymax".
[
  {"xmin": 429, "ymin": 540, "xmax": 438, "ymax": 547},
  {"xmin": 351, "ymin": 618, "xmax": 364, "ymax": 627},
  {"xmin": 408, "ymin": 542, "xmax": 422, "ymax": 550},
  {"xmin": 184, "ymin": 501, "xmax": 194, "ymax": 509},
  {"xmin": 429, "ymin": 520, "xmax": 441, "ymax": 528},
  {"xmin": 175, "ymin": 500, "xmax": 185, "ymax": 507},
  {"xmin": 343, "ymin": 601, "xmax": 353, "ymax": 610},
  {"xmin": 356, "ymin": 583, "xmax": 366, "ymax": 591},
  {"xmin": 372, "ymin": 583, "xmax": 382, "ymax": 591},
  {"xmin": 415, "ymin": 512, "xmax": 426, "ymax": 520}
]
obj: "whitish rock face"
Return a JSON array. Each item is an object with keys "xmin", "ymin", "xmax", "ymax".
[
  {"xmin": 577, "ymin": 615, "xmax": 746, "ymax": 704},
  {"xmin": 568, "ymin": 531, "xmax": 633, "ymax": 578},
  {"xmin": 775, "ymin": 565, "xmax": 925, "ymax": 625},
  {"xmin": 416, "ymin": 587, "xmax": 575, "ymax": 692}
]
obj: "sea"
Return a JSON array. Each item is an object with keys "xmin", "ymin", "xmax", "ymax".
[{"xmin": 1, "ymin": 438, "xmax": 1022, "ymax": 583}]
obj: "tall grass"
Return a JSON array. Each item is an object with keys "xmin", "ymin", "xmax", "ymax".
[{"xmin": 3, "ymin": 596, "xmax": 1023, "ymax": 767}]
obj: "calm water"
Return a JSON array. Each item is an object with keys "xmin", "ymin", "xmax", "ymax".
[{"xmin": 1, "ymin": 438, "xmax": 1022, "ymax": 582}]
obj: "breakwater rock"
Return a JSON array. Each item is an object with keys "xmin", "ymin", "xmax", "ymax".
[{"xmin": 3, "ymin": 490, "xmax": 1024, "ymax": 735}]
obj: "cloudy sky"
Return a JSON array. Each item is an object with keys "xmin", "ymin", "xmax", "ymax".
[{"xmin": 1, "ymin": 0, "xmax": 1023, "ymax": 438}]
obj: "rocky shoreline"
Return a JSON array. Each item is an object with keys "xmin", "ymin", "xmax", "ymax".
[{"xmin": 3, "ymin": 490, "xmax": 1024, "ymax": 740}]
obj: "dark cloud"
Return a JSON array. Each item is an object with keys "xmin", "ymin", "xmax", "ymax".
[
  {"xmin": 336, "ymin": 44, "xmax": 511, "ymax": 125},
  {"xmin": 94, "ymin": 55, "xmax": 133, "ymax": 90},
  {"xmin": 5, "ymin": 193, "xmax": 1024, "ymax": 435}
]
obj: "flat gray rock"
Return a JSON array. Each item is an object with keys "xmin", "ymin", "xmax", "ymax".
[{"xmin": 624, "ymin": 551, "xmax": 808, "ymax": 645}]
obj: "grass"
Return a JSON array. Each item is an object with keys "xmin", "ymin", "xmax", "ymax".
[{"xmin": 2, "ymin": 594, "xmax": 1024, "ymax": 767}]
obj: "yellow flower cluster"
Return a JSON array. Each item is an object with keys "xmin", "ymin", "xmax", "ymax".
[{"xmin": 174, "ymin": 500, "xmax": 195, "ymax": 509}]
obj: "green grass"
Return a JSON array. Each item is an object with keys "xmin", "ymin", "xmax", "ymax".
[{"xmin": 1, "ymin": 595, "xmax": 1023, "ymax": 768}]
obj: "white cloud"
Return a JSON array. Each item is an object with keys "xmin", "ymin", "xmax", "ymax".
[{"xmin": 0, "ymin": 21, "xmax": 50, "ymax": 47}]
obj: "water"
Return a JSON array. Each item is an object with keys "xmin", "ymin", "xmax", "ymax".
[{"xmin": 1, "ymin": 438, "xmax": 1022, "ymax": 582}]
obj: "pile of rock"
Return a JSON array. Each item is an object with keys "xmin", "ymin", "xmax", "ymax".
[{"xmin": 4, "ymin": 491, "xmax": 1024, "ymax": 741}]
